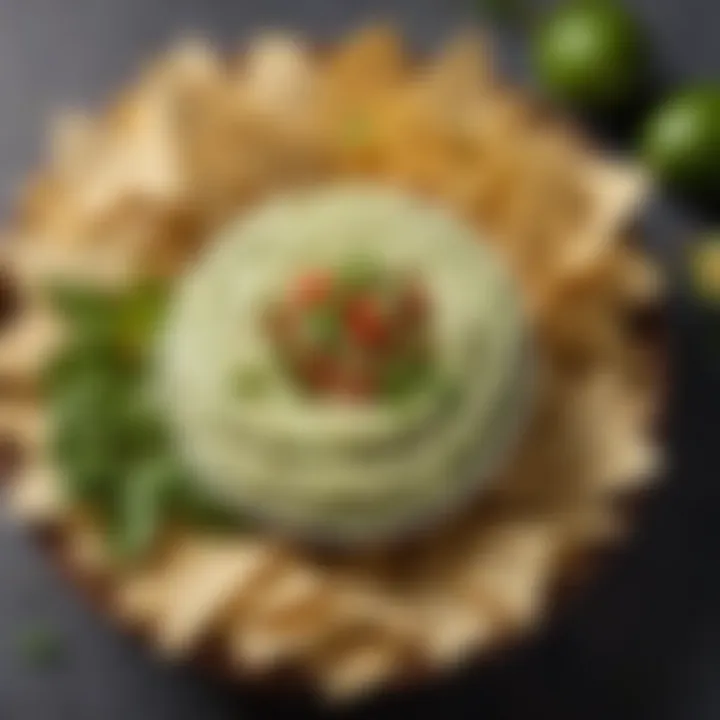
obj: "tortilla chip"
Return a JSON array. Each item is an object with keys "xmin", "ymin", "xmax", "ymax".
[
  {"xmin": 0, "ymin": 304, "xmax": 61, "ymax": 389},
  {"xmin": 315, "ymin": 636, "xmax": 406, "ymax": 701},
  {"xmin": 561, "ymin": 159, "xmax": 650, "ymax": 276},
  {"xmin": 459, "ymin": 522, "xmax": 559, "ymax": 628},
  {"xmin": 242, "ymin": 33, "xmax": 316, "ymax": 115},
  {"xmin": 6, "ymin": 460, "xmax": 65, "ymax": 524},
  {"xmin": 154, "ymin": 538, "xmax": 275, "ymax": 655},
  {"xmin": 327, "ymin": 25, "xmax": 405, "ymax": 95},
  {"xmin": 418, "ymin": 597, "xmax": 494, "ymax": 664},
  {"xmin": 0, "ymin": 401, "xmax": 45, "ymax": 454}
]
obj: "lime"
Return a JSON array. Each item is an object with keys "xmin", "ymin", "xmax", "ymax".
[
  {"xmin": 534, "ymin": 1, "xmax": 646, "ymax": 109},
  {"xmin": 642, "ymin": 87, "xmax": 720, "ymax": 196}
]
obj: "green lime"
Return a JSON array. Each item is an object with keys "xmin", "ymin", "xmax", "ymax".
[
  {"xmin": 534, "ymin": 1, "xmax": 646, "ymax": 109},
  {"xmin": 642, "ymin": 87, "xmax": 720, "ymax": 195}
]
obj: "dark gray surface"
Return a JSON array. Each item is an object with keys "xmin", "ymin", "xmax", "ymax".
[{"xmin": 0, "ymin": 1, "xmax": 718, "ymax": 718}]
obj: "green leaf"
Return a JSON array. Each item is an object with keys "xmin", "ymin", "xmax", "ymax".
[
  {"xmin": 49, "ymin": 369, "xmax": 133, "ymax": 505},
  {"xmin": 43, "ymin": 337, "xmax": 134, "ymax": 398},
  {"xmin": 110, "ymin": 465, "xmax": 166, "ymax": 561},
  {"xmin": 116, "ymin": 280, "xmax": 169, "ymax": 356},
  {"xmin": 174, "ymin": 482, "xmax": 248, "ymax": 531},
  {"xmin": 337, "ymin": 254, "xmax": 382, "ymax": 291},
  {"xmin": 383, "ymin": 358, "xmax": 432, "ymax": 401},
  {"xmin": 303, "ymin": 307, "xmax": 342, "ymax": 349},
  {"xmin": 45, "ymin": 282, "xmax": 119, "ymax": 338}
]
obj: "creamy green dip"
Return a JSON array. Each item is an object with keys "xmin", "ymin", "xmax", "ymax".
[{"xmin": 156, "ymin": 186, "xmax": 532, "ymax": 540}]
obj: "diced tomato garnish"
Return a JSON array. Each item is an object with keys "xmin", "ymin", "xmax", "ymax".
[
  {"xmin": 264, "ymin": 303, "xmax": 291, "ymax": 339},
  {"xmin": 301, "ymin": 353, "xmax": 340, "ymax": 392},
  {"xmin": 267, "ymin": 262, "xmax": 432, "ymax": 402},
  {"xmin": 399, "ymin": 284, "xmax": 428, "ymax": 323},
  {"xmin": 333, "ymin": 366, "xmax": 376, "ymax": 401},
  {"xmin": 292, "ymin": 270, "xmax": 333, "ymax": 307},
  {"xmin": 345, "ymin": 295, "xmax": 390, "ymax": 348}
]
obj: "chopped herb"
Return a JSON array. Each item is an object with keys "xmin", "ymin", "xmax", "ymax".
[
  {"xmin": 117, "ymin": 280, "xmax": 169, "ymax": 357},
  {"xmin": 18, "ymin": 625, "xmax": 65, "ymax": 669},
  {"xmin": 383, "ymin": 358, "xmax": 432, "ymax": 401},
  {"xmin": 337, "ymin": 255, "xmax": 382, "ymax": 291},
  {"xmin": 265, "ymin": 259, "xmax": 433, "ymax": 401},
  {"xmin": 303, "ymin": 307, "xmax": 343, "ymax": 349}
]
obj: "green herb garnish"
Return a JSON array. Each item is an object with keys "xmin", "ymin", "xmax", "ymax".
[
  {"xmin": 18, "ymin": 625, "xmax": 65, "ymax": 669},
  {"xmin": 337, "ymin": 255, "xmax": 382, "ymax": 291},
  {"xmin": 303, "ymin": 306, "xmax": 343, "ymax": 349},
  {"xmin": 46, "ymin": 280, "xmax": 240, "ymax": 560}
]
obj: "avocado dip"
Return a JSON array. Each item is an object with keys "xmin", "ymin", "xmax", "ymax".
[{"xmin": 156, "ymin": 185, "xmax": 532, "ymax": 540}]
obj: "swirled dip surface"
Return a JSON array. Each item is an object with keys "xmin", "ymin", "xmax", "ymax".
[{"xmin": 157, "ymin": 186, "xmax": 531, "ymax": 539}]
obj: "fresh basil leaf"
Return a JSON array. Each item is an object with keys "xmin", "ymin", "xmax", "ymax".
[
  {"xmin": 110, "ymin": 464, "xmax": 167, "ymax": 561},
  {"xmin": 117, "ymin": 280, "xmax": 169, "ymax": 355},
  {"xmin": 45, "ymin": 282, "xmax": 118, "ymax": 336}
]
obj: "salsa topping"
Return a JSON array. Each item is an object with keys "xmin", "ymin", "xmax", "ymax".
[{"xmin": 262, "ymin": 257, "xmax": 433, "ymax": 402}]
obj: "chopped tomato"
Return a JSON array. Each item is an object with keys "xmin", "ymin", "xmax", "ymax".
[
  {"xmin": 265, "ymin": 260, "xmax": 433, "ymax": 402},
  {"xmin": 264, "ymin": 302, "xmax": 290, "ymax": 338},
  {"xmin": 292, "ymin": 270, "xmax": 333, "ymax": 307},
  {"xmin": 301, "ymin": 353, "xmax": 340, "ymax": 392},
  {"xmin": 337, "ymin": 370, "xmax": 376, "ymax": 400},
  {"xmin": 345, "ymin": 295, "xmax": 390, "ymax": 348},
  {"xmin": 399, "ymin": 283, "xmax": 428, "ymax": 323}
]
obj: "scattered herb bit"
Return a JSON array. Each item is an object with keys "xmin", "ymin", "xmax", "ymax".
[
  {"xmin": 303, "ymin": 306, "xmax": 343, "ymax": 349},
  {"xmin": 337, "ymin": 255, "xmax": 382, "ymax": 291},
  {"xmin": 18, "ymin": 625, "xmax": 65, "ymax": 669},
  {"xmin": 117, "ymin": 280, "xmax": 170, "ymax": 357},
  {"xmin": 110, "ymin": 470, "xmax": 163, "ymax": 562}
]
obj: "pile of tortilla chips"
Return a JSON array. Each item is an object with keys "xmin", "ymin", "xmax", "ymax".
[{"xmin": 0, "ymin": 28, "xmax": 662, "ymax": 701}]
